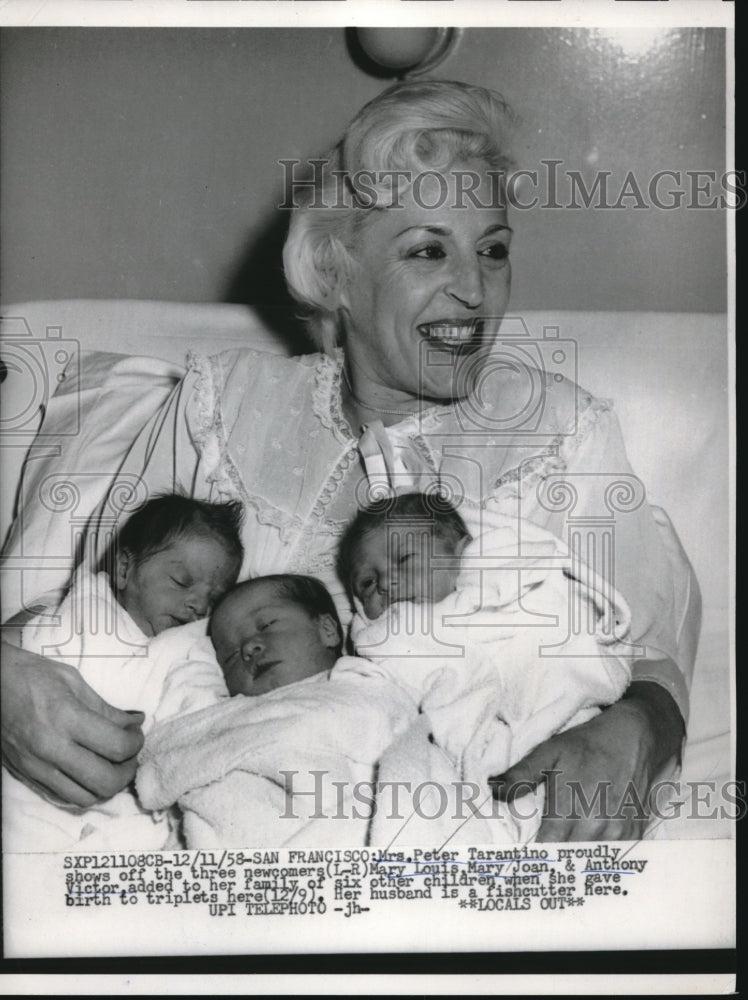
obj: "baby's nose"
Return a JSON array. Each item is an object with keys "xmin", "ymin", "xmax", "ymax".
[
  {"xmin": 185, "ymin": 590, "xmax": 210, "ymax": 619},
  {"xmin": 365, "ymin": 590, "xmax": 391, "ymax": 620},
  {"xmin": 241, "ymin": 637, "xmax": 264, "ymax": 662}
]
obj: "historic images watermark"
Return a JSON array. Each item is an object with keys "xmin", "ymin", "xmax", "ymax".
[
  {"xmin": 278, "ymin": 769, "xmax": 746, "ymax": 825},
  {"xmin": 278, "ymin": 159, "xmax": 746, "ymax": 211}
]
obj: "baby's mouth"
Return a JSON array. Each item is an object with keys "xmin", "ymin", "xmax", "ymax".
[
  {"xmin": 253, "ymin": 660, "xmax": 281, "ymax": 679},
  {"xmin": 417, "ymin": 319, "xmax": 485, "ymax": 349}
]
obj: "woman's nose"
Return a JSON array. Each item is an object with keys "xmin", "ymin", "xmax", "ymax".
[{"xmin": 445, "ymin": 257, "xmax": 483, "ymax": 308}]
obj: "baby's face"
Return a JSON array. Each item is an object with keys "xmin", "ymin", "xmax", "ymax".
[
  {"xmin": 116, "ymin": 534, "xmax": 239, "ymax": 637},
  {"xmin": 350, "ymin": 522, "xmax": 463, "ymax": 620},
  {"xmin": 210, "ymin": 580, "xmax": 340, "ymax": 697}
]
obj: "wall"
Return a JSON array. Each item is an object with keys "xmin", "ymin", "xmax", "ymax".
[{"xmin": 0, "ymin": 26, "xmax": 727, "ymax": 316}]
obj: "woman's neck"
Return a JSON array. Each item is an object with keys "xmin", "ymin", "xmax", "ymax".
[{"xmin": 340, "ymin": 363, "xmax": 425, "ymax": 431}]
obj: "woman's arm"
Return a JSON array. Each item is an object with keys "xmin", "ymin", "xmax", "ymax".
[
  {"xmin": 488, "ymin": 396, "xmax": 697, "ymax": 838},
  {"xmin": 2, "ymin": 360, "xmax": 207, "ymax": 806},
  {"xmin": 1, "ymin": 639, "xmax": 145, "ymax": 806},
  {"xmin": 491, "ymin": 677, "xmax": 684, "ymax": 840}
]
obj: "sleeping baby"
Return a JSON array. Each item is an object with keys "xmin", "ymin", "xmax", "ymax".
[
  {"xmin": 209, "ymin": 574, "xmax": 343, "ymax": 696},
  {"xmin": 2, "ymin": 494, "xmax": 244, "ymax": 853},
  {"xmin": 335, "ymin": 492, "xmax": 634, "ymax": 842},
  {"xmin": 136, "ymin": 574, "xmax": 416, "ymax": 847}
]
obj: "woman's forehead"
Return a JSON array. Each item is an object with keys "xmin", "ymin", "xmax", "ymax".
[{"xmin": 363, "ymin": 174, "xmax": 509, "ymax": 239}]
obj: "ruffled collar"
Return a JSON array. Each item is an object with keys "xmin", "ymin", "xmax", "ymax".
[
  {"xmin": 311, "ymin": 349, "xmax": 450, "ymax": 443},
  {"xmin": 310, "ymin": 350, "xmax": 353, "ymax": 444}
]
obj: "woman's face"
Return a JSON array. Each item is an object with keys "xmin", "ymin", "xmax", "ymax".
[{"xmin": 340, "ymin": 161, "xmax": 512, "ymax": 404}]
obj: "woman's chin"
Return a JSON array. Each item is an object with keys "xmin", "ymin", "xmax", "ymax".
[{"xmin": 414, "ymin": 350, "xmax": 492, "ymax": 403}]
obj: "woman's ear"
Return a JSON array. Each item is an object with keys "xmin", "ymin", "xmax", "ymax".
[
  {"xmin": 114, "ymin": 549, "xmax": 133, "ymax": 592},
  {"xmin": 316, "ymin": 613, "xmax": 342, "ymax": 650}
]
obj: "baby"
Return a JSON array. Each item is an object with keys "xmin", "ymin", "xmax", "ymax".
[
  {"xmin": 136, "ymin": 574, "xmax": 416, "ymax": 847},
  {"xmin": 336, "ymin": 492, "xmax": 633, "ymax": 842},
  {"xmin": 209, "ymin": 574, "xmax": 344, "ymax": 697},
  {"xmin": 338, "ymin": 491, "xmax": 471, "ymax": 620},
  {"xmin": 2, "ymin": 494, "xmax": 244, "ymax": 853},
  {"xmin": 108, "ymin": 493, "xmax": 244, "ymax": 639}
]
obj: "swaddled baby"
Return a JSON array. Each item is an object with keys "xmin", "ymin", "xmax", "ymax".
[
  {"xmin": 209, "ymin": 574, "xmax": 344, "ymax": 697},
  {"xmin": 136, "ymin": 574, "xmax": 415, "ymax": 847},
  {"xmin": 2, "ymin": 493, "xmax": 244, "ymax": 853},
  {"xmin": 336, "ymin": 492, "xmax": 633, "ymax": 819}
]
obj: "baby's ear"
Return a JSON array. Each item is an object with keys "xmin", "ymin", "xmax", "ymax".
[
  {"xmin": 114, "ymin": 549, "xmax": 134, "ymax": 591},
  {"xmin": 455, "ymin": 534, "xmax": 470, "ymax": 557},
  {"xmin": 316, "ymin": 613, "xmax": 341, "ymax": 650}
]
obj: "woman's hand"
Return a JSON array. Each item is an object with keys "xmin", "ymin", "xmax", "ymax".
[
  {"xmin": 1, "ymin": 640, "xmax": 145, "ymax": 807},
  {"xmin": 489, "ymin": 680, "xmax": 685, "ymax": 841}
]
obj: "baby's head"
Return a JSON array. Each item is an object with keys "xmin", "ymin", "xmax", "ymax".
[
  {"xmin": 209, "ymin": 574, "xmax": 344, "ymax": 697},
  {"xmin": 338, "ymin": 492, "xmax": 471, "ymax": 620},
  {"xmin": 111, "ymin": 495, "xmax": 244, "ymax": 637}
]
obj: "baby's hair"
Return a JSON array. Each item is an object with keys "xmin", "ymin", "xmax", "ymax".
[
  {"xmin": 115, "ymin": 493, "xmax": 244, "ymax": 569},
  {"xmin": 213, "ymin": 573, "xmax": 344, "ymax": 657},
  {"xmin": 337, "ymin": 491, "xmax": 470, "ymax": 592}
]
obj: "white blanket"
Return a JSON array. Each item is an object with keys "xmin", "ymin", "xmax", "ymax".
[
  {"xmin": 137, "ymin": 516, "xmax": 633, "ymax": 849},
  {"xmin": 3, "ymin": 568, "xmax": 228, "ymax": 853},
  {"xmin": 2, "ymin": 569, "xmax": 218, "ymax": 853},
  {"xmin": 344, "ymin": 520, "xmax": 633, "ymax": 845},
  {"xmin": 136, "ymin": 659, "xmax": 416, "ymax": 847}
]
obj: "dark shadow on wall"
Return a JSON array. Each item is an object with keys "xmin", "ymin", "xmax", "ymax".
[{"xmin": 223, "ymin": 206, "xmax": 316, "ymax": 356}]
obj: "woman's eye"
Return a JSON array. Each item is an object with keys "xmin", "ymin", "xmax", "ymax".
[
  {"xmin": 170, "ymin": 577, "xmax": 187, "ymax": 588},
  {"xmin": 258, "ymin": 620, "xmax": 277, "ymax": 632},
  {"xmin": 479, "ymin": 242, "xmax": 509, "ymax": 261},
  {"xmin": 398, "ymin": 553, "xmax": 414, "ymax": 565},
  {"xmin": 358, "ymin": 577, "xmax": 375, "ymax": 593},
  {"xmin": 410, "ymin": 243, "xmax": 446, "ymax": 261}
]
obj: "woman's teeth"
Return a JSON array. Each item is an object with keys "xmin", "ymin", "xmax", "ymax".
[{"xmin": 418, "ymin": 321, "xmax": 482, "ymax": 345}]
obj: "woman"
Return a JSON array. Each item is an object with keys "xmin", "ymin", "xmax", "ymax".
[{"xmin": 1, "ymin": 80, "xmax": 697, "ymax": 840}]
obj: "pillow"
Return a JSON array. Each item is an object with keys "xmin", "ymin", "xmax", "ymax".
[
  {"xmin": 1, "ymin": 350, "xmax": 182, "ymax": 620},
  {"xmin": 0, "ymin": 300, "xmax": 296, "ymax": 554},
  {"xmin": 1, "ymin": 299, "xmax": 297, "ymax": 620}
]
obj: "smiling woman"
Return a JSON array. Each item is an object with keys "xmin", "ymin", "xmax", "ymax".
[
  {"xmin": 337, "ymin": 167, "xmax": 512, "ymax": 418},
  {"xmin": 1, "ymin": 79, "xmax": 699, "ymax": 845}
]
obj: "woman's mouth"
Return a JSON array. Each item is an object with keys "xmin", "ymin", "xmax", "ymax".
[{"xmin": 417, "ymin": 319, "xmax": 485, "ymax": 349}]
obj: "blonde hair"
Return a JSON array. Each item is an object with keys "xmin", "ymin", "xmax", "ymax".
[{"xmin": 282, "ymin": 79, "xmax": 515, "ymax": 355}]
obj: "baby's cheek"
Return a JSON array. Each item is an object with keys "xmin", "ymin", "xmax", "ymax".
[
  {"xmin": 430, "ymin": 568, "xmax": 460, "ymax": 603},
  {"xmin": 222, "ymin": 664, "xmax": 246, "ymax": 697}
]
